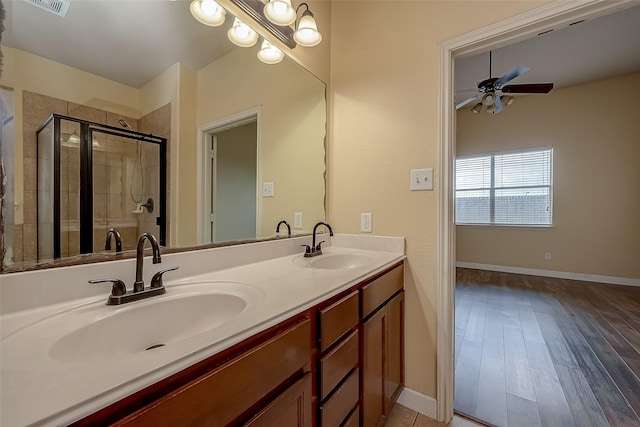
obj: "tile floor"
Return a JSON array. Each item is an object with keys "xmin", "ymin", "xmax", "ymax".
[{"xmin": 386, "ymin": 404, "xmax": 485, "ymax": 427}]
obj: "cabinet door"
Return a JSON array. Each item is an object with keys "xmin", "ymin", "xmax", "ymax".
[
  {"xmin": 362, "ymin": 291, "xmax": 404, "ymax": 427},
  {"xmin": 385, "ymin": 292, "xmax": 404, "ymax": 413},
  {"xmin": 362, "ymin": 307, "xmax": 385, "ymax": 427},
  {"xmin": 244, "ymin": 373, "xmax": 312, "ymax": 427}
]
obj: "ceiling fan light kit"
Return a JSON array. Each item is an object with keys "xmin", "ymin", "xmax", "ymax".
[{"xmin": 457, "ymin": 51, "xmax": 554, "ymax": 115}]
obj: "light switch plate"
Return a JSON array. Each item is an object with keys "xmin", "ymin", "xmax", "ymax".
[
  {"xmin": 410, "ymin": 168, "xmax": 433, "ymax": 191},
  {"xmin": 263, "ymin": 182, "xmax": 274, "ymax": 197},
  {"xmin": 294, "ymin": 212, "xmax": 303, "ymax": 229}
]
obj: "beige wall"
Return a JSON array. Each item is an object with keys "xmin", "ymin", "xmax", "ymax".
[
  {"xmin": 328, "ymin": 0, "xmax": 550, "ymax": 400},
  {"xmin": 456, "ymin": 73, "xmax": 640, "ymax": 279},
  {"xmin": 197, "ymin": 46, "xmax": 326, "ymax": 237},
  {"xmin": 140, "ymin": 63, "xmax": 199, "ymax": 247}
]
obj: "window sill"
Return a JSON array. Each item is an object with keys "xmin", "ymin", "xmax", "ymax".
[{"xmin": 456, "ymin": 223, "xmax": 555, "ymax": 230}]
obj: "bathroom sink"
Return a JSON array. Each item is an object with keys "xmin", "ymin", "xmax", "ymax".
[
  {"xmin": 4, "ymin": 281, "xmax": 263, "ymax": 364},
  {"xmin": 295, "ymin": 253, "xmax": 375, "ymax": 270}
]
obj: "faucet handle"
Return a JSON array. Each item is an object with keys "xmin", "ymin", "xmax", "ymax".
[
  {"xmin": 301, "ymin": 244, "xmax": 311, "ymax": 254},
  {"xmin": 315, "ymin": 240, "xmax": 325, "ymax": 251},
  {"xmin": 151, "ymin": 266, "xmax": 179, "ymax": 289},
  {"xmin": 89, "ymin": 278, "xmax": 127, "ymax": 296}
]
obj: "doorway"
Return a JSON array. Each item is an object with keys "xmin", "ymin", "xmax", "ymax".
[
  {"xmin": 437, "ymin": 0, "xmax": 637, "ymax": 423},
  {"xmin": 202, "ymin": 115, "xmax": 258, "ymax": 244}
]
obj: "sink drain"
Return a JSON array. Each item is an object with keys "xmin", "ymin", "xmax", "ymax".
[{"xmin": 145, "ymin": 344, "xmax": 166, "ymax": 351}]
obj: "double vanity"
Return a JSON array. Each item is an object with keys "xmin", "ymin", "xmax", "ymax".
[{"xmin": 0, "ymin": 234, "xmax": 405, "ymax": 426}]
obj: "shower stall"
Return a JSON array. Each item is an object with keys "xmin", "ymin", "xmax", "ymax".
[{"xmin": 36, "ymin": 114, "xmax": 167, "ymax": 261}]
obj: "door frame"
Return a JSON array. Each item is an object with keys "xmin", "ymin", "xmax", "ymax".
[
  {"xmin": 437, "ymin": 0, "xmax": 636, "ymax": 422},
  {"xmin": 197, "ymin": 107, "xmax": 262, "ymax": 244}
]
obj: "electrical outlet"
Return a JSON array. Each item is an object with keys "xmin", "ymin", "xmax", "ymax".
[
  {"xmin": 410, "ymin": 168, "xmax": 433, "ymax": 191},
  {"xmin": 361, "ymin": 213, "xmax": 372, "ymax": 233},
  {"xmin": 263, "ymin": 182, "xmax": 274, "ymax": 197},
  {"xmin": 294, "ymin": 212, "xmax": 303, "ymax": 229},
  {"xmin": 544, "ymin": 251, "xmax": 552, "ymax": 260}
]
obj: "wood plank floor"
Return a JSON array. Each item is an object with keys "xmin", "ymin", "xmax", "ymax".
[{"xmin": 454, "ymin": 268, "xmax": 640, "ymax": 427}]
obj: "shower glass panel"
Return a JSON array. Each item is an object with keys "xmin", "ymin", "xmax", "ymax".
[
  {"xmin": 60, "ymin": 119, "xmax": 82, "ymax": 258},
  {"xmin": 37, "ymin": 119, "xmax": 55, "ymax": 261},
  {"xmin": 36, "ymin": 114, "xmax": 166, "ymax": 261},
  {"xmin": 92, "ymin": 130, "xmax": 161, "ymax": 252}
]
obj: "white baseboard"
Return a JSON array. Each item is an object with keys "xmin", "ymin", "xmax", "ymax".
[
  {"xmin": 456, "ymin": 262, "xmax": 640, "ymax": 287},
  {"xmin": 397, "ymin": 387, "xmax": 437, "ymax": 420}
]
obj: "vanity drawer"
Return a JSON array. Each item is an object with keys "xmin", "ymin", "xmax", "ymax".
[
  {"xmin": 318, "ymin": 290, "xmax": 359, "ymax": 352},
  {"xmin": 116, "ymin": 319, "xmax": 311, "ymax": 427},
  {"xmin": 320, "ymin": 368, "xmax": 359, "ymax": 427},
  {"xmin": 320, "ymin": 330, "xmax": 358, "ymax": 400},
  {"xmin": 361, "ymin": 264, "xmax": 403, "ymax": 319}
]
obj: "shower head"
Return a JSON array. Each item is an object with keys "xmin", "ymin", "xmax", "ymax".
[{"xmin": 118, "ymin": 119, "xmax": 132, "ymax": 129}]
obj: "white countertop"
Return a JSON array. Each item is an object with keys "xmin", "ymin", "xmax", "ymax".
[{"xmin": 0, "ymin": 234, "xmax": 404, "ymax": 426}]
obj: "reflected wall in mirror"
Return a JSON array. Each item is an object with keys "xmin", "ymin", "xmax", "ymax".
[{"xmin": 0, "ymin": 0, "xmax": 326, "ymax": 272}]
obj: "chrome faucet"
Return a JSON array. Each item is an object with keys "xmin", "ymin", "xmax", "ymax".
[
  {"xmin": 276, "ymin": 220, "xmax": 291, "ymax": 237},
  {"xmin": 304, "ymin": 222, "xmax": 333, "ymax": 257},
  {"xmin": 104, "ymin": 228, "xmax": 123, "ymax": 253},
  {"xmin": 89, "ymin": 232, "xmax": 178, "ymax": 305}
]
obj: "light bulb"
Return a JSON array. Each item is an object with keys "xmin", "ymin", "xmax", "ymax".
[
  {"xmin": 257, "ymin": 39, "xmax": 284, "ymax": 64},
  {"xmin": 294, "ymin": 10, "xmax": 322, "ymax": 47},
  {"xmin": 227, "ymin": 17, "xmax": 259, "ymax": 47},
  {"xmin": 264, "ymin": 0, "xmax": 296, "ymax": 26},
  {"xmin": 190, "ymin": 0, "xmax": 226, "ymax": 26}
]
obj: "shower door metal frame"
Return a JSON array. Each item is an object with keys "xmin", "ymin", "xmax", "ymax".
[{"xmin": 36, "ymin": 114, "xmax": 167, "ymax": 260}]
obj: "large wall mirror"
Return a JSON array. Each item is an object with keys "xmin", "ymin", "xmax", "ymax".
[{"xmin": 0, "ymin": 0, "xmax": 326, "ymax": 272}]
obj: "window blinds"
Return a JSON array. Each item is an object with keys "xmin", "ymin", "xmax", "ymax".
[{"xmin": 455, "ymin": 148, "xmax": 553, "ymax": 225}]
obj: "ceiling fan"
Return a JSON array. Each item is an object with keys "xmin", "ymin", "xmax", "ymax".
[{"xmin": 456, "ymin": 51, "xmax": 554, "ymax": 114}]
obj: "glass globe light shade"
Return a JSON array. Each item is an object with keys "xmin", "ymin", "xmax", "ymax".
[
  {"xmin": 227, "ymin": 17, "xmax": 259, "ymax": 47},
  {"xmin": 190, "ymin": 0, "xmax": 226, "ymax": 26},
  {"xmin": 257, "ymin": 39, "xmax": 284, "ymax": 64},
  {"xmin": 264, "ymin": 0, "xmax": 296, "ymax": 26},
  {"xmin": 294, "ymin": 10, "xmax": 322, "ymax": 47}
]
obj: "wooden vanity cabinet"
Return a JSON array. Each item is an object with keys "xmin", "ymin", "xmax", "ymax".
[
  {"xmin": 77, "ymin": 261, "xmax": 404, "ymax": 427},
  {"xmin": 361, "ymin": 264, "xmax": 404, "ymax": 427}
]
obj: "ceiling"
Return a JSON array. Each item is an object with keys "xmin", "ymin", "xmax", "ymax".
[
  {"xmin": 455, "ymin": 4, "xmax": 640, "ymax": 107},
  {"xmin": 3, "ymin": 1, "xmax": 640, "ymax": 92},
  {"xmin": 2, "ymin": 0, "xmax": 237, "ymax": 88}
]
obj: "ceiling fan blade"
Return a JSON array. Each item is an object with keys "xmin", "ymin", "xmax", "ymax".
[
  {"xmin": 501, "ymin": 83, "xmax": 554, "ymax": 94},
  {"xmin": 456, "ymin": 95, "xmax": 479, "ymax": 110},
  {"xmin": 495, "ymin": 66, "xmax": 529, "ymax": 87},
  {"xmin": 456, "ymin": 88, "xmax": 479, "ymax": 94}
]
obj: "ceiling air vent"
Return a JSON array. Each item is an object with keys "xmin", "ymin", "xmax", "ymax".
[{"xmin": 21, "ymin": 0, "xmax": 70, "ymax": 17}]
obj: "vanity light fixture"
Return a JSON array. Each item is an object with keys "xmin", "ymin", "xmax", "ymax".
[
  {"xmin": 257, "ymin": 39, "xmax": 285, "ymax": 64},
  {"xmin": 293, "ymin": 3, "xmax": 321, "ymax": 47},
  {"xmin": 227, "ymin": 17, "xmax": 259, "ymax": 47},
  {"xmin": 190, "ymin": 0, "xmax": 226, "ymax": 26},
  {"xmin": 263, "ymin": 0, "xmax": 296, "ymax": 26}
]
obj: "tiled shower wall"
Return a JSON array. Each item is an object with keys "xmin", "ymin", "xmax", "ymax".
[{"xmin": 12, "ymin": 91, "xmax": 170, "ymax": 266}]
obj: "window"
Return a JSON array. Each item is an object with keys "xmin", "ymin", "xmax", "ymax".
[{"xmin": 455, "ymin": 148, "xmax": 553, "ymax": 226}]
